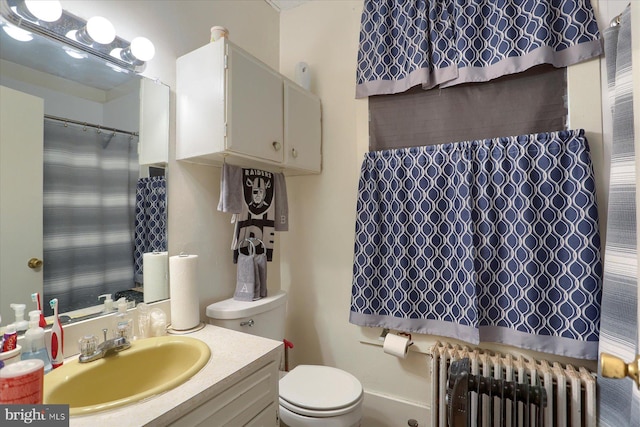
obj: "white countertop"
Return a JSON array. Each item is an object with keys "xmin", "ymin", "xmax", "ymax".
[{"xmin": 67, "ymin": 325, "xmax": 283, "ymax": 427}]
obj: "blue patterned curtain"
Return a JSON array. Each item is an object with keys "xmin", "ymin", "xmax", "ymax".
[
  {"xmin": 350, "ymin": 129, "xmax": 603, "ymax": 359},
  {"xmin": 356, "ymin": 0, "xmax": 602, "ymax": 98},
  {"xmin": 597, "ymin": 6, "xmax": 640, "ymax": 426},
  {"xmin": 133, "ymin": 176, "xmax": 167, "ymax": 283}
]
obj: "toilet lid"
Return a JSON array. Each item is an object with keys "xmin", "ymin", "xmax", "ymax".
[{"xmin": 279, "ymin": 365, "xmax": 363, "ymax": 412}]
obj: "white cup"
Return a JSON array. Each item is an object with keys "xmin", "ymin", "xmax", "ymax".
[
  {"xmin": 210, "ymin": 26, "xmax": 228, "ymax": 42},
  {"xmin": 0, "ymin": 344, "xmax": 22, "ymax": 366}
]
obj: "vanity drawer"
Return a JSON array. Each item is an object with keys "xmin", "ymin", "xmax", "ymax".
[{"xmin": 170, "ymin": 360, "xmax": 279, "ymax": 426}]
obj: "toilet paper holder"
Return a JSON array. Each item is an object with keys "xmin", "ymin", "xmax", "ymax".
[{"xmin": 379, "ymin": 328, "xmax": 414, "ymax": 347}]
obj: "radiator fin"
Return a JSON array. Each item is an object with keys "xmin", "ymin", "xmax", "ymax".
[{"xmin": 429, "ymin": 341, "xmax": 597, "ymax": 427}]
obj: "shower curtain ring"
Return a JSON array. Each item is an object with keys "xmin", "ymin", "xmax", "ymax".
[{"xmin": 97, "ymin": 126, "xmax": 101, "ymax": 134}]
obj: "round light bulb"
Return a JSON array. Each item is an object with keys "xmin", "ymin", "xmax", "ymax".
[
  {"xmin": 130, "ymin": 37, "xmax": 155, "ymax": 61},
  {"xmin": 110, "ymin": 47, "xmax": 123, "ymax": 58},
  {"xmin": 2, "ymin": 24, "xmax": 33, "ymax": 42},
  {"xmin": 86, "ymin": 16, "xmax": 115, "ymax": 44},
  {"xmin": 24, "ymin": 0, "xmax": 62, "ymax": 22}
]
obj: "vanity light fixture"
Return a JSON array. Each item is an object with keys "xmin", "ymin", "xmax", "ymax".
[
  {"xmin": 72, "ymin": 16, "xmax": 116, "ymax": 45},
  {"xmin": 0, "ymin": 0, "xmax": 155, "ymax": 72},
  {"xmin": 123, "ymin": 37, "xmax": 155, "ymax": 62},
  {"xmin": 21, "ymin": 0, "xmax": 62, "ymax": 23}
]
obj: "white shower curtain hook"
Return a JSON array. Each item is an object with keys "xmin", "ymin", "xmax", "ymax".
[{"xmin": 97, "ymin": 126, "xmax": 101, "ymax": 134}]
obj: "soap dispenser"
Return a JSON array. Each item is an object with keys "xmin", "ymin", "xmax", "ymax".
[
  {"xmin": 113, "ymin": 298, "xmax": 132, "ymax": 340},
  {"xmin": 21, "ymin": 310, "xmax": 52, "ymax": 373},
  {"xmin": 9, "ymin": 303, "xmax": 29, "ymax": 332},
  {"xmin": 99, "ymin": 294, "xmax": 114, "ymax": 312}
]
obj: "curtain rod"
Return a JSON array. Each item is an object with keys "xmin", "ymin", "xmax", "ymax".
[{"xmin": 44, "ymin": 114, "xmax": 139, "ymax": 137}]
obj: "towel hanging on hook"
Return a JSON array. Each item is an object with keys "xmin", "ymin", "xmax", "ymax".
[{"xmin": 234, "ymin": 237, "xmax": 268, "ymax": 301}]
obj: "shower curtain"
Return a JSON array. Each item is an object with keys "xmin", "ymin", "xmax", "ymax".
[
  {"xmin": 598, "ymin": 6, "xmax": 640, "ymax": 425},
  {"xmin": 133, "ymin": 176, "xmax": 167, "ymax": 284},
  {"xmin": 43, "ymin": 120, "xmax": 138, "ymax": 315}
]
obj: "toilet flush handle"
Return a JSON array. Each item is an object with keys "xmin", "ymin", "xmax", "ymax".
[{"xmin": 240, "ymin": 319, "xmax": 254, "ymax": 327}]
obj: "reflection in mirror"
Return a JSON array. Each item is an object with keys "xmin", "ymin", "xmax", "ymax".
[{"xmin": 0, "ymin": 5, "xmax": 169, "ymax": 326}]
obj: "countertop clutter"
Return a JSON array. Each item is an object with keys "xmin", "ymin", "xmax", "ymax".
[{"xmin": 67, "ymin": 325, "xmax": 283, "ymax": 427}]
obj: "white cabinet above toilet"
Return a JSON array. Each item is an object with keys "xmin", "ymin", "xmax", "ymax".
[{"xmin": 176, "ymin": 39, "xmax": 322, "ymax": 175}]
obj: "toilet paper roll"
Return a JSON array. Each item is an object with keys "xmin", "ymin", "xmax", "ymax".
[
  {"xmin": 382, "ymin": 333, "xmax": 411, "ymax": 359},
  {"xmin": 143, "ymin": 251, "xmax": 169, "ymax": 303},
  {"xmin": 169, "ymin": 254, "xmax": 200, "ymax": 330}
]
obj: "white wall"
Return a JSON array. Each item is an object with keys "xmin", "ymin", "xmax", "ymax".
[
  {"xmin": 59, "ymin": 0, "xmax": 281, "ymax": 319},
  {"xmin": 279, "ymin": 2, "xmax": 431, "ymax": 424},
  {"xmin": 0, "ymin": 66, "xmax": 104, "ymax": 124}
]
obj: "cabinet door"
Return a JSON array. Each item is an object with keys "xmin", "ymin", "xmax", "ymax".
[
  {"xmin": 176, "ymin": 40, "xmax": 226, "ymax": 162},
  {"xmin": 284, "ymin": 80, "xmax": 321, "ymax": 173},
  {"xmin": 139, "ymin": 78, "xmax": 170, "ymax": 166},
  {"xmin": 227, "ymin": 45, "xmax": 284, "ymax": 163}
]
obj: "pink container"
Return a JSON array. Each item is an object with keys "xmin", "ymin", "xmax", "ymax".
[{"xmin": 0, "ymin": 359, "xmax": 44, "ymax": 404}]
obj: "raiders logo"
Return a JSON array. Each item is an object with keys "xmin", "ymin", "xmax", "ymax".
[{"xmin": 243, "ymin": 169, "xmax": 274, "ymax": 216}]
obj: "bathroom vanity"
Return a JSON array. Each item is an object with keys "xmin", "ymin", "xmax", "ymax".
[{"xmin": 67, "ymin": 325, "xmax": 283, "ymax": 426}]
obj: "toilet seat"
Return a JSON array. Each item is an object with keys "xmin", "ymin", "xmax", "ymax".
[{"xmin": 279, "ymin": 365, "xmax": 363, "ymax": 418}]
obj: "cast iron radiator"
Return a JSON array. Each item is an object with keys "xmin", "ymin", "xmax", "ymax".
[{"xmin": 430, "ymin": 342, "xmax": 596, "ymax": 427}]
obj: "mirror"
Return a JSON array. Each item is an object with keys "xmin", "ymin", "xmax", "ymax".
[{"xmin": 0, "ymin": 10, "xmax": 169, "ymax": 327}]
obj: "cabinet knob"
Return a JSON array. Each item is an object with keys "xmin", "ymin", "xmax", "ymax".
[
  {"xmin": 291, "ymin": 148, "xmax": 298, "ymax": 158},
  {"xmin": 272, "ymin": 141, "xmax": 281, "ymax": 151},
  {"xmin": 28, "ymin": 258, "xmax": 43, "ymax": 269}
]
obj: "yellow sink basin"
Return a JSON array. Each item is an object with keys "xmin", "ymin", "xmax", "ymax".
[{"xmin": 44, "ymin": 335, "xmax": 211, "ymax": 415}]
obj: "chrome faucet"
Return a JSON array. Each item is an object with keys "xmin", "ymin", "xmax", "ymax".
[{"xmin": 78, "ymin": 328, "xmax": 131, "ymax": 363}]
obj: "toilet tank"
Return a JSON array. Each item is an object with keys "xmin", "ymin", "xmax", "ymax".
[{"xmin": 205, "ymin": 290, "xmax": 287, "ymax": 341}]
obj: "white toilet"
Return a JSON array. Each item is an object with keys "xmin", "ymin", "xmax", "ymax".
[{"xmin": 206, "ymin": 290, "xmax": 363, "ymax": 427}]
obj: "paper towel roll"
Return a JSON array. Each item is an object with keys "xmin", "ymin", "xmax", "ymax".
[
  {"xmin": 383, "ymin": 333, "xmax": 411, "ymax": 358},
  {"xmin": 169, "ymin": 254, "xmax": 200, "ymax": 330},
  {"xmin": 143, "ymin": 251, "xmax": 169, "ymax": 303}
]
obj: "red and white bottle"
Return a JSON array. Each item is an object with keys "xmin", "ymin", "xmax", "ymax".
[{"xmin": 48, "ymin": 298, "xmax": 64, "ymax": 369}]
